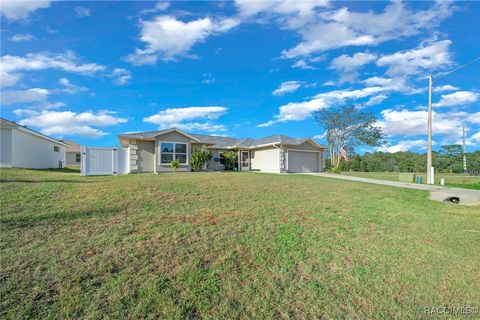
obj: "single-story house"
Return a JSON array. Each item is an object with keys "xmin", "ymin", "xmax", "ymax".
[
  {"xmin": 0, "ymin": 117, "xmax": 68, "ymax": 169},
  {"xmin": 62, "ymin": 140, "xmax": 82, "ymax": 165},
  {"xmin": 118, "ymin": 128, "xmax": 327, "ymax": 173}
]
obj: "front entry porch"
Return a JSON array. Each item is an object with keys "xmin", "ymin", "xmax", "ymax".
[{"xmin": 238, "ymin": 150, "xmax": 250, "ymax": 171}]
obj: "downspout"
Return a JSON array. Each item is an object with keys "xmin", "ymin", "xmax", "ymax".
[
  {"xmin": 153, "ymin": 140, "xmax": 158, "ymax": 174},
  {"xmin": 272, "ymin": 143, "xmax": 282, "ymax": 173}
]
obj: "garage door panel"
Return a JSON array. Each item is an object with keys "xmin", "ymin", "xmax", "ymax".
[{"xmin": 288, "ymin": 150, "xmax": 319, "ymax": 173}]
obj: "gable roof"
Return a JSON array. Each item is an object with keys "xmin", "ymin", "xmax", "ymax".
[
  {"xmin": 118, "ymin": 128, "xmax": 201, "ymax": 142},
  {"xmin": 118, "ymin": 128, "xmax": 327, "ymax": 149},
  {"xmin": 1, "ymin": 117, "xmax": 70, "ymax": 147},
  {"xmin": 62, "ymin": 140, "xmax": 81, "ymax": 153}
]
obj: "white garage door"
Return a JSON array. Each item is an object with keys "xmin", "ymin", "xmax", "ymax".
[{"xmin": 288, "ymin": 150, "xmax": 319, "ymax": 173}]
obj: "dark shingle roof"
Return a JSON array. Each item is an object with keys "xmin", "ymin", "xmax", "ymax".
[
  {"xmin": 118, "ymin": 128, "xmax": 327, "ymax": 149},
  {"xmin": 118, "ymin": 129, "xmax": 170, "ymax": 140}
]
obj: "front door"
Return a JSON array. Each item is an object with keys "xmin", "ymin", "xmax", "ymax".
[{"xmin": 240, "ymin": 151, "xmax": 250, "ymax": 171}]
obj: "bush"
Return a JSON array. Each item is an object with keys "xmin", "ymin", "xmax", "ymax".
[
  {"xmin": 170, "ymin": 159, "xmax": 180, "ymax": 172},
  {"xmin": 191, "ymin": 149, "xmax": 213, "ymax": 172},
  {"xmin": 222, "ymin": 151, "xmax": 237, "ymax": 170},
  {"xmin": 329, "ymin": 166, "xmax": 341, "ymax": 174}
]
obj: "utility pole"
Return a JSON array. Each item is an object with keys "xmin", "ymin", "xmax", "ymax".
[
  {"xmin": 425, "ymin": 56, "xmax": 480, "ymax": 184},
  {"xmin": 427, "ymin": 74, "xmax": 433, "ymax": 184},
  {"xmin": 463, "ymin": 123, "xmax": 467, "ymax": 174}
]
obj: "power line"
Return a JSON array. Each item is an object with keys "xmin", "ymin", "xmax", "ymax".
[{"xmin": 434, "ymin": 56, "xmax": 480, "ymax": 82}]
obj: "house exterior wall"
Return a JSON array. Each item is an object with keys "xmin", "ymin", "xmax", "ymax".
[
  {"xmin": 155, "ymin": 132, "xmax": 192, "ymax": 172},
  {"xmin": 66, "ymin": 152, "xmax": 81, "ymax": 165},
  {"xmin": 250, "ymin": 147, "xmax": 280, "ymax": 172},
  {"xmin": 1, "ymin": 128, "xmax": 13, "ymax": 167},
  {"xmin": 8, "ymin": 128, "xmax": 66, "ymax": 169},
  {"xmin": 137, "ymin": 140, "xmax": 155, "ymax": 172}
]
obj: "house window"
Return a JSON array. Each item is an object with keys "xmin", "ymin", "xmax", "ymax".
[
  {"xmin": 219, "ymin": 151, "xmax": 226, "ymax": 165},
  {"xmin": 75, "ymin": 153, "xmax": 81, "ymax": 163},
  {"xmin": 53, "ymin": 146, "xmax": 60, "ymax": 152},
  {"xmin": 160, "ymin": 142, "xmax": 187, "ymax": 164}
]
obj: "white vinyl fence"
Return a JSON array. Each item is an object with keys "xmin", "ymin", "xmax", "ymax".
[{"xmin": 80, "ymin": 146, "xmax": 129, "ymax": 176}]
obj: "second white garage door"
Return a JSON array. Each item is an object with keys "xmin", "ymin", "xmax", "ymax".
[{"xmin": 287, "ymin": 150, "xmax": 320, "ymax": 173}]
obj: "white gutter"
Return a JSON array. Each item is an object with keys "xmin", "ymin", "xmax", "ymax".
[{"xmin": 272, "ymin": 143, "xmax": 282, "ymax": 172}]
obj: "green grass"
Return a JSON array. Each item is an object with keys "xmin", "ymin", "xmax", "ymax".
[
  {"xmin": 1, "ymin": 168, "xmax": 479, "ymax": 319},
  {"xmin": 340, "ymin": 171, "xmax": 480, "ymax": 190}
]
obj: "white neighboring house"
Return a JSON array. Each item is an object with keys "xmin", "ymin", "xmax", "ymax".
[
  {"xmin": 62, "ymin": 140, "xmax": 82, "ymax": 165},
  {"xmin": 0, "ymin": 118, "xmax": 68, "ymax": 169}
]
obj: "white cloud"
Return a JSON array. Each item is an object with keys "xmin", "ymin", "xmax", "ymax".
[
  {"xmin": 331, "ymin": 51, "xmax": 377, "ymax": 82},
  {"xmin": 110, "ymin": 68, "xmax": 132, "ymax": 86},
  {"xmin": 0, "ymin": 52, "xmax": 105, "ymax": 87},
  {"xmin": 434, "ymin": 84, "xmax": 459, "ymax": 92},
  {"xmin": 144, "ymin": 106, "xmax": 227, "ymax": 132},
  {"xmin": 171, "ymin": 122, "xmax": 226, "ymax": 132},
  {"xmin": 14, "ymin": 109, "xmax": 128, "ymax": 138},
  {"xmin": 377, "ymin": 40, "xmax": 452, "ymax": 76},
  {"xmin": 74, "ymin": 6, "xmax": 90, "ymax": 18},
  {"xmin": 313, "ymin": 131, "xmax": 327, "ymax": 140},
  {"xmin": 10, "ymin": 33, "xmax": 35, "ymax": 42},
  {"xmin": 376, "ymin": 109, "xmax": 480, "ymax": 139},
  {"xmin": 280, "ymin": 1, "xmax": 452, "ymax": 58},
  {"xmin": 0, "ymin": 0, "xmax": 52, "ymax": 21},
  {"xmin": 364, "ymin": 94, "xmax": 388, "ymax": 107},
  {"xmin": 1, "ymin": 88, "xmax": 49, "ymax": 105},
  {"xmin": 0, "ymin": 72, "xmax": 21, "ymax": 88},
  {"xmin": 1, "ymin": 52, "xmax": 105, "ymax": 75},
  {"xmin": 58, "ymin": 78, "xmax": 88, "ymax": 94},
  {"xmin": 468, "ymin": 131, "xmax": 480, "ymax": 145},
  {"xmin": 291, "ymin": 59, "xmax": 316, "ymax": 70},
  {"xmin": 127, "ymin": 15, "xmax": 239, "ymax": 64},
  {"xmin": 331, "ymin": 52, "xmax": 377, "ymax": 72},
  {"xmin": 141, "ymin": 1, "xmax": 170, "ymax": 14},
  {"xmin": 272, "ymin": 81, "xmax": 303, "ymax": 96},
  {"xmin": 433, "ymin": 91, "xmax": 479, "ymax": 108},
  {"xmin": 362, "ymin": 76, "xmax": 421, "ymax": 94},
  {"xmin": 378, "ymin": 139, "xmax": 427, "ymax": 153},
  {"xmin": 260, "ymin": 86, "xmax": 386, "ymax": 126},
  {"xmin": 235, "ymin": 0, "xmax": 329, "ymax": 29}
]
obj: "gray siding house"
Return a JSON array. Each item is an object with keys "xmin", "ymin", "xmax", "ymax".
[{"xmin": 118, "ymin": 128, "xmax": 327, "ymax": 173}]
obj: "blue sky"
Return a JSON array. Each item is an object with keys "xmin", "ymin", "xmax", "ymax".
[{"xmin": 1, "ymin": 0, "xmax": 479, "ymax": 152}]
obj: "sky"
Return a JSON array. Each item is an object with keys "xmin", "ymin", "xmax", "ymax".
[{"xmin": 1, "ymin": 0, "xmax": 479, "ymax": 153}]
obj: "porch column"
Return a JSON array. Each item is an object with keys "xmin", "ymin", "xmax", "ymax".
[{"xmin": 238, "ymin": 150, "xmax": 241, "ymax": 171}]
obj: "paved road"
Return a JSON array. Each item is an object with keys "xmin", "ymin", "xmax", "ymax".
[{"xmin": 300, "ymin": 172, "xmax": 480, "ymax": 206}]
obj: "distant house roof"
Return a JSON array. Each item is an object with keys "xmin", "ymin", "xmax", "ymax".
[
  {"xmin": 0, "ymin": 117, "xmax": 70, "ymax": 147},
  {"xmin": 118, "ymin": 128, "xmax": 328, "ymax": 149},
  {"xmin": 62, "ymin": 140, "xmax": 81, "ymax": 153}
]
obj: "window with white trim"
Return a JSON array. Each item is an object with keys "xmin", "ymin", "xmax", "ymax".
[
  {"xmin": 160, "ymin": 142, "xmax": 187, "ymax": 164},
  {"xmin": 75, "ymin": 153, "xmax": 81, "ymax": 163}
]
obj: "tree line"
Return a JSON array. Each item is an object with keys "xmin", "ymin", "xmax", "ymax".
[
  {"xmin": 326, "ymin": 147, "xmax": 480, "ymax": 173},
  {"xmin": 315, "ymin": 105, "xmax": 479, "ymax": 173}
]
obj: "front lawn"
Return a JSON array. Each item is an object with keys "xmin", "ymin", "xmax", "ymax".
[{"xmin": 1, "ymin": 168, "xmax": 479, "ymax": 319}]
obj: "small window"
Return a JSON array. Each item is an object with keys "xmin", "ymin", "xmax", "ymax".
[
  {"xmin": 161, "ymin": 153, "xmax": 173, "ymax": 163},
  {"xmin": 161, "ymin": 143, "xmax": 174, "ymax": 153},
  {"xmin": 75, "ymin": 153, "xmax": 81, "ymax": 163},
  {"xmin": 53, "ymin": 146, "xmax": 60, "ymax": 152},
  {"xmin": 219, "ymin": 151, "xmax": 226, "ymax": 165}
]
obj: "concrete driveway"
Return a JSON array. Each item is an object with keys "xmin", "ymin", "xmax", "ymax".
[{"xmin": 301, "ymin": 172, "xmax": 480, "ymax": 206}]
